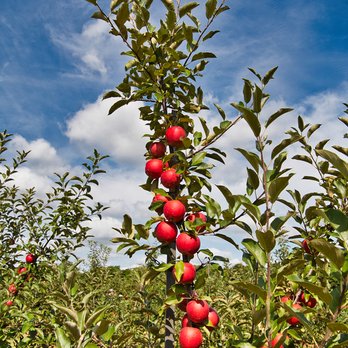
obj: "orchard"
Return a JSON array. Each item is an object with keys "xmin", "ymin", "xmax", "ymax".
[{"xmin": 0, "ymin": 0, "xmax": 347, "ymax": 347}]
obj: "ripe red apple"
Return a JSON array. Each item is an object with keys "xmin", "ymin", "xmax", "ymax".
[
  {"xmin": 177, "ymin": 233, "xmax": 201, "ymax": 256},
  {"xmin": 261, "ymin": 333, "xmax": 284, "ymax": 348},
  {"xmin": 179, "ymin": 327, "xmax": 203, "ymax": 348},
  {"xmin": 280, "ymin": 295, "xmax": 291, "ymax": 303},
  {"xmin": 181, "ymin": 314, "xmax": 192, "ymax": 328},
  {"xmin": 173, "ymin": 262, "xmax": 196, "ymax": 284},
  {"xmin": 165, "ymin": 126, "xmax": 187, "ymax": 147},
  {"xmin": 152, "ymin": 194, "xmax": 170, "ymax": 214},
  {"xmin": 287, "ymin": 303, "xmax": 302, "ymax": 326},
  {"xmin": 300, "ymin": 293, "xmax": 317, "ymax": 308},
  {"xmin": 160, "ymin": 168, "xmax": 181, "ymax": 189},
  {"xmin": 5, "ymin": 300, "xmax": 13, "ymax": 307},
  {"xmin": 186, "ymin": 212, "xmax": 207, "ymax": 232},
  {"xmin": 145, "ymin": 159, "xmax": 164, "ymax": 179},
  {"xmin": 207, "ymin": 307, "xmax": 219, "ymax": 330},
  {"xmin": 301, "ymin": 239, "xmax": 311, "ymax": 254},
  {"xmin": 26, "ymin": 253, "xmax": 36, "ymax": 263},
  {"xmin": 163, "ymin": 200, "xmax": 186, "ymax": 222},
  {"xmin": 186, "ymin": 300, "xmax": 210, "ymax": 324},
  {"xmin": 149, "ymin": 141, "xmax": 166, "ymax": 158},
  {"xmin": 155, "ymin": 221, "xmax": 178, "ymax": 243},
  {"xmin": 18, "ymin": 267, "xmax": 28, "ymax": 275},
  {"xmin": 8, "ymin": 284, "xmax": 17, "ymax": 295}
]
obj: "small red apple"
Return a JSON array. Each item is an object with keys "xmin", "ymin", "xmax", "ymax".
[
  {"xmin": 152, "ymin": 194, "xmax": 170, "ymax": 214},
  {"xmin": 145, "ymin": 159, "xmax": 164, "ymax": 179},
  {"xmin": 163, "ymin": 200, "xmax": 186, "ymax": 222},
  {"xmin": 18, "ymin": 267, "xmax": 28, "ymax": 275},
  {"xmin": 181, "ymin": 314, "xmax": 192, "ymax": 328},
  {"xmin": 186, "ymin": 212, "xmax": 207, "ymax": 232},
  {"xmin": 300, "ymin": 293, "xmax": 317, "ymax": 308},
  {"xmin": 8, "ymin": 284, "xmax": 17, "ymax": 295},
  {"xmin": 155, "ymin": 221, "xmax": 178, "ymax": 243},
  {"xmin": 207, "ymin": 307, "xmax": 219, "ymax": 330},
  {"xmin": 165, "ymin": 126, "xmax": 187, "ymax": 147},
  {"xmin": 5, "ymin": 300, "xmax": 13, "ymax": 307},
  {"xmin": 173, "ymin": 262, "xmax": 196, "ymax": 284},
  {"xmin": 179, "ymin": 327, "xmax": 203, "ymax": 348},
  {"xmin": 301, "ymin": 239, "xmax": 311, "ymax": 254},
  {"xmin": 176, "ymin": 233, "xmax": 201, "ymax": 256},
  {"xmin": 280, "ymin": 295, "xmax": 291, "ymax": 303},
  {"xmin": 26, "ymin": 253, "xmax": 36, "ymax": 263},
  {"xmin": 149, "ymin": 141, "xmax": 166, "ymax": 158},
  {"xmin": 287, "ymin": 303, "xmax": 302, "ymax": 326},
  {"xmin": 261, "ymin": 333, "xmax": 284, "ymax": 348},
  {"xmin": 186, "ymin": 299, "xmax": 210, "ymax": 324},
  {"xmin": 160, "ymin": 168, "xmax": 181, "ymax": 189}
]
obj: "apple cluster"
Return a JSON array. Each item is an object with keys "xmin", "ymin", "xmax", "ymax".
[
  {"xmin": 144, "ymin": 125, "xmax": 219, "ymax": 348},
  {"xmin": 4, "ymin": 253, "xmax": 36, "ymax": 307}
]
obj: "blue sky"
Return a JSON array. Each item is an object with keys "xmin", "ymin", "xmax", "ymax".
[{"xmin": 0, "ymin": 0, "xmax": 347, "ymax": 267}]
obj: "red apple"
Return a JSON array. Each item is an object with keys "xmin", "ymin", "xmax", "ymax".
[
  {"xmin": 160, "ymin": 168, "xmax": 181, "ymax": 189},
  {"xmin": 287, "ymin": 303, "xmax": 302, "ymax": 326},
  {"xmin": 152, "ymin": 194, "xmax": 170, "ymax": 214},
  {"xmin": 261, "ymin": 333, "xmax": 284, "ymax": 348},
  {"xmin": 8, "ymin": 284, "xmax": 17, "ymax": 295},
  {"xmin": 300, "ymin": 293, "xmax": 317, "ymax": 308},
  {"xmin": 181, "ymin": 314, "xmax": 192, "ymax": 328},
  {"xmin": 18, "ymin": 267, "xmax": 28, "ymax": 275},
  {"xmin": 207, "ymin": 307, "xmax": 219, "ymax": 330},
  {"xmin": 186, "ymin": 299, "xmax": 210, "ymax": 324},
  {"xmin": 186, "ymin": 212, "xmax": 207, "ymax": 232},
  {"xmin": 5, "ymin": 300, "xmax": 13, "ymax": 307},
  {"xmin": 280, "ymin": 296, "xmax": 291, "ymax": 303},
  {"xmin": 179, "ymin": 327, "xmax": 203, "ymax": 348},
  {"xmin": 145, "ymin": 159, "xmax": 164, "ymax": 179},
  {"xmin": 301, "ymin": 239, "xmax": 311, "ymax": 254},
  {"xmin": 173, "ymin": 262, "xmax": 196, "ymax": 284},
  {"xmin": 26, "ymin": 253, "xmax": 36, "ymax": 263},
  {"xmin": 149, "ymin": 141, "xmax": 166, "ymax": 158},
  {"xmin": 163, "ymin": 200, "xmax": 186, "ymax": 222},
  {"xmin": 165, "ymin": 126, "xmax": 187, "ymax": 147},
  {"xmin": 177, "ymin": 233, "xmax": 201, "ymax": 256},
  {"xmin": 155, "ymin": 221, "xmax": 178, "ymax": 243}
]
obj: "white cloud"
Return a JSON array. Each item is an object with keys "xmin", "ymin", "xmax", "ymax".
[{"xmin": 65, "ymin": 97, "xmax": 147, "ymax": 167}]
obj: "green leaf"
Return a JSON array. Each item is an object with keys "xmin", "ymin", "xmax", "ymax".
[
  {"xmin": 179, "ymin": 2, "xmax": 199, "ymax": 18},
  {"xmin": 316, "ymin": 149, "xmax": 348, "ymax": 180},
  {"xmin": 253, "ymin": 85, "xmax": 263, "ymax": 113},
  {"xmin": 332, "ymin": 145, "xmax": 348, "ymax": 157},
  {"xmin": 214, "ymin": 103, "xmax": 226, "ymax": 120},
  {"xmin": 161, "ymin": 0, "xmax": 175, "ymax": 11},
  {"xmin": 110, "ymin": 0, "xmax": 123, "ymax": 11},
  {"xmin": 292, "ymin": 154, "xmax": 313, "ymax": 164},
  {"xmin": 242, "ymin": 79, "xmax": 252, "ymax": 104},
  {"xmin": 286, "ymin": 275, "xmax": 333, "ymax": 305},
  {"xmin": 327, "ymin": 322, "xmax": 348, "ymax": 333},
  {"xmin": 191, "ymin": 152, "xmax": 206, "ymax": 166},
  {"xmin": 271, "ymin": 134, "xmax": 302, "ymax": 159},
  {"xmin": 231, "ymin": 103, "xmax": 261, "ymax": 137},
  {"xmin": 56, "ymin": 328, "xmax": 71, "ymax": 348},
  {"xmin": 262, "ymin": 66, "xmax": 278, "ymax": 85},
  {"xmin": 205, "ymin": 0, "xmax": 217, "ymax": 19},
  {"xmin": 85, "ymin": 307, "xmax": 108, "ymax": 329},
  {"xmin": 154, "ymin": 263, "xmax": 174, "ymax": 272},
  {"xmin": 256, "ymin": 229, "xmax": 275, "ymax": 252},
  {"xmin": 215, "ymin": 233, "xmax": 239, "ymax": 249},
  {"xmin": 307, "ymin": 123, "xmax": 321, "ymax": 138},
  {"xmin": 235, "ymin": 148, "xmax": 260, "ymax": 172},
  {"xmin": 247, "ymin": 168, "xmax": 259, "ymax": 190},
  {"xmin": 173, "ymin": 261, "xmax": 184, "ymax": 281},
  {"xmin": 203, "ymin": 30, "xmax": 220, "ymax": 41},
  {"xmin": 265, "ymin": 108, "xmax": 293, "ymax": 128},
  {"xmin": 231, "ymin": 281, "xmax": 266, "ymax": 301},
  {"xmin": 108, "ymin": 99, "xmax": 129, "ymax": 115},
  {"xmin": 94, "ymin": 319, "xmax": 110, "ymax": 336},
  {"xmin": 191, "ymin": 52, "xmax": 216, "ymax": 62},
  {"xmin": 65, "ymin": 321, "xmax": 80, "ymax": 341},
  {"xmin": 268, "ymin": 175, "xmax": 294, "ymax": 203},
  {"xmin": 310, "ymin": 238, "xmax": 345, "ymax": 269},
  {"xmin": 242, "ymin": 239, "xmax": 267, "ymax": 266},
  {"xmin": 326, "ymin": 208, "xmax": 348, "ymax": 234}
]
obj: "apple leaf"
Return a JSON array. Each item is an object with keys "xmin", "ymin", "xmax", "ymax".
[
  {"xmin": 310, "ymin": 238, "xmax": 345, "ymax": 269},
  {"xmin": 256, "ymin": 229, "xmax": 275, "ymax": 253},
  {"xmin": 231, "ymin": 281, "xmax": 266, "ymax": 302},
  {"xmin": 242, "ymin": 239, "xmax": 267, "ymax": 266},
  {"xmin": 316, "ymin": 149, "xmax": 348, "ymax": 179},
  {"xmin": 179, "ymin": 2, "xmax": 199, "ymax": 18},
  {"xmin": 231, "ymin": 103, "xmax": 261, "ymax": 137},
  {"xmin": 265, "ymin": 108, "xmax": 293, "ymax": 128},
  {"xmin": 56, "ymin": 327, "xmax": 71, "ymax": 348},
  {"xmin": 205, "ymin": 0, "xmax": 217, "ymax": 19}
]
